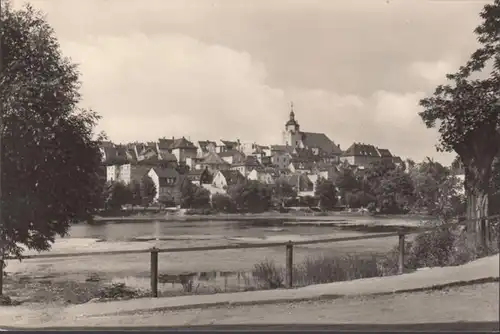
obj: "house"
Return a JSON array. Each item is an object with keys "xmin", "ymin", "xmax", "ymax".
[
  {"xmin": 240, "ymin": 142, "xmax": 268, "ymax": 159},
  {"xmin": 288, "ymin": 161, "xmax": 315, "ymax": 174},
  {"xmin": 107, "ymin": 163, "xmax": 152, "ymax": 184},
  {"xmin": 271, "ymin": 151, "xmax": 292, "ymax": 170},
  {"xmin": 196, "ymin": 152, "xmax": 230, "ymax": 173},
  {"xmin": 196, "ymin": 140, "xmax": 217, "ymax": 158},
  {"xmin": 196, "ymin": 140, "xmax": 218, "ymax": 157},
  {"xmin": 170, "ymin": 137, "xmax": 198, "ymax": 163},
  {"xmin": 100, "ymin": 143, "xmax": 130, "ymax": 165},
  {"xmin": 312, "ymin": 162, "xmax": 340, "ymax": 182},
  {"xmin": 216, "ymin": 139, "xmax": 240, "ymax": 153},
  {"xmin": 392, "ymin": 156, "xmax": 404, "ymax": 167},
  {"xmin": 219, "ymin": 150, "xmax": 245, "ymax": 165},
  {"xmin": 147, "ymin": 167, "xmax": 188, "ymax": 204},
  {"xmin": 281, "ymin": 105, "xmax": 342, "ymax": 161},
  {"xmin": 187, "ymin": 168, "xmax": 212, "ymax": 186},
  {"xmin": 231, "ymin": 156, "xmax": 261, "ymax": 176},
  {"xmin": 212, "ymin": 170, "xmax": 246, "ymax": 189},
  {"xmin": 247, "ymin": 169, "xmax": 275, "ymax": 185},
  {"xmin": 376, "ymin": 148, "xmax": 393, "ymax": 162},
  {"xmin": 341, "ymin": 142, "xmax": 381, "ymax": 168}
]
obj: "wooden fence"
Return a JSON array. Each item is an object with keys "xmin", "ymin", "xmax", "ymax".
[{"xmin": 0, "ymin": 216, "xmax": 498, "ymax": 297}]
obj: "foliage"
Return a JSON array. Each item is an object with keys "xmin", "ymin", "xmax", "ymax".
[
  {"xmin": 185, "ymin": 208, "xmax": 217, "ymax": 215},
  {"xmin": 211, "ymin": 193, "xmax": 237, "ymax": 213},
  {"xmin": 251, "ymin": 259, "xmax": 284, "ymax": 289},
  {"xmin": 128, "ymin": 181, "xmax": 142, "ymax": 207},
  {"xmin": 271, "ymin": 178, "xmax": 297, "ymax": 207},
  {"xmin": 418, "ymin": 0, "xmax": 500, "ymax": 223},
  {"xmin": 251, "ymin": 223, "xmax": 499, "ymax": 290},
  {"xmin": 104, "ymin": 181, "xmax": 132, "ymax": 210},
  {"xmin": 298, "ymin": 195, "xmax": 317, "ymax": 207},
  {"xmin": 372, "ymin": 168, "xmax": 414, "ymax": 214},
  {"xmin": 344, "ymin": 190, "xmax": 376, "ymax": 209},
  {"xmin": 410, "ymin": 159, "xmax": 463, "ymax": 219},
  {"xmin": 0, "ymin": 2, "xmax": 103, "ymax": 258},
  {"xmin": 335, "ymin": 167, "xmax": 359, "ymax": 193},
  {"xmin": 181, "ymin": 182, "xmax": 211, "ymax": 209},
  {"xmin": 158, "ymin": 196, "xmax": 176, "ymax": 207},
  {"xmin": 140, "ymin": 175, "xmax": 156, "ymax": 207},
  {"xmin": 228, "ymin": 180, "xmax": 272, "ymax": 213},
  {"xmin": 314, "ymin": 178, "xmax": 338, "ymax": 210}
]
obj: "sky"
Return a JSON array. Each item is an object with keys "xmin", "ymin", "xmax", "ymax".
[{"xmin": 12, "ymin": 0, "xmax": 491, "ymax": 165}]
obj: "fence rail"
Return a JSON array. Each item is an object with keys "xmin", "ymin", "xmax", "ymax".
[{"xmin": 0, "ymin": 215, "xmax": 498, "ymax": 297}]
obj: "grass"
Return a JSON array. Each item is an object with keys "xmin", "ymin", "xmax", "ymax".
[
  {"xmin": 2, "ymin": 272, "xmax": 149, "ymax": 306},
  {"xmin": 252, "ymin": 223, "xmax": 500, "ymax": 290}
]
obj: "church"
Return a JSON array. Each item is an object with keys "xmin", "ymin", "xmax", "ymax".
[{"xmin": 281, "ymin": 103, "xmax": 342, "ymax": 160}]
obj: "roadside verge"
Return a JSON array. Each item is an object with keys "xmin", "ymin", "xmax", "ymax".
[{"xmin": 68, "ymin": 254, "xmax": 499, "ymax": 317}]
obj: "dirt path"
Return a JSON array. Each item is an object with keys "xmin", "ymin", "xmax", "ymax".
[{"xmin": 13, "ymin": 283, "xmax": 498, "ymax": 328}]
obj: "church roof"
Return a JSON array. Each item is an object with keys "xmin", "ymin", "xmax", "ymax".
[{"xmin": 300, "ymin": 132, "xmax": 342, "ymax": 155}]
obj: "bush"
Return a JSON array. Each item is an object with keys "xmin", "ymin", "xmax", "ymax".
[
  {"xmin": 98, "ymin": 283, "xmax": 141, "ymax": 300},
  {"xmin": 252, "ymin": 259, "xmax": 284, "ymax": 289},
  {"xmin": 250, "ymin": 221, "xmax": 500, "ymax": 290},
  {"xmin": 293, "ymin": 254, "xmax": 380, "ymax": 286},
  {"xmin": 211, "ymin": 194, "xmax": 237, "ymax": 213},
  {"xmin": 185, "ymin": 208, "xmax": 217, "ymax": 215}
]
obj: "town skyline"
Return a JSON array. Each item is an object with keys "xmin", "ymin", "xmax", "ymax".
[{"xmin": 12, "ymin": 0, "xmax": 485, "ymax": 166}]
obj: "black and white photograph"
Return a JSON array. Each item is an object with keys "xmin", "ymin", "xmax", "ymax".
[{"xmin": 0, "ymin": 0, "xmax": 499, "ymax": 331}]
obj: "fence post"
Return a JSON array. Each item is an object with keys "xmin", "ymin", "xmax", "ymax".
[
  {"xmin": 398, "ymin": 232, "xmax": 405, "ymax": 275},
  {"xmin": 150, "ymin": 247, "xmax": 159, "ymax": 298},
  {"xmin": 285, "ymin": 241, "xmax": 293, "ymax": 288}
]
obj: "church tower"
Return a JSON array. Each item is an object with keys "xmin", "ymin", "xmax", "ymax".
[{"xmin": 282, "ymin": 102, "xmax": 302, "ymax": 148}]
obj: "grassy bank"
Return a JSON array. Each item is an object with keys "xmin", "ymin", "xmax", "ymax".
[
  {"xmin": 2, "ymin": 222, "xmax": 497, "ymax": 307},
  {"xmin": 252, "ymin": 224, "xmax": 500, "ymax": 290}
]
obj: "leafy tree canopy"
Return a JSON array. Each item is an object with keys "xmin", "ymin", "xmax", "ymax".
[{"xmin": 0, "ymin": 2, "xmax": 103, "ymax": 258}]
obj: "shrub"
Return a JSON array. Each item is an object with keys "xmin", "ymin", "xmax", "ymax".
[
  {"xmin": 252, "ymin": 259, "xmax": 284, "ymax": 289},
  {"xmin": 211, "ymin": 194, "xmax": 237, "ymax": 213},
  {"xmin": 293, "ymin": 254, "xmax": 380, "ymax": 286},
  {"xmin": 406, "ymin": 227, "xmax": 457, "ymax": 269},
  {"xmin": 98, "ymin": 283, "xmax": 141, "ymax": 300},
  {"xmin": 185, "ymin": 208, "xmax": 217, "ymax": 215},
  {"xmin": 250, "ymin": 221, "xmax": 500, "ymax": 290}
]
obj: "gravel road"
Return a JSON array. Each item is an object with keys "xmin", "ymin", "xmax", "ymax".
[{"xmin": 33, "ymin": 282, "xmax": 499, "ymax": 329}]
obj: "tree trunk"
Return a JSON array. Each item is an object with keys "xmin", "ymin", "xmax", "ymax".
[{"xmin": 464, "ymin": 164, "xmax": 491, "ymax": 249}]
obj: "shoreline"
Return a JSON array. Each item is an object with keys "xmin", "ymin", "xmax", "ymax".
[{"xmin": 92, "ymin": 212, "xmax": 435, "ymax": 224}]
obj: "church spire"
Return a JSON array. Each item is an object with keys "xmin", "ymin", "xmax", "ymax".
[{"xmin": 285, "ymin": 101, "xmax": 299, "ymax": 131}]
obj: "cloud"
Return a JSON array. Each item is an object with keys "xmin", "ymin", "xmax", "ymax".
[{"xmin": 409, "ymin": 59, "xmax": 458, "ymax": 85}]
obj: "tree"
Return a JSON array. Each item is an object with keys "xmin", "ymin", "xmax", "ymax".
[
  {"xmin": 410, "ymin": 159, "xmax": 457, "ymax": 216},
  {"xmin": 271, "ymin": 178, "xmax": 296, "ymax": 207},
  {"xmin": 211, "ymin": 193, "xmax": 237, "ymax": 213},
  {"xmin": 345, "ymin": 191, "xmax": 376, "ymax": 209},
  {"xmin": 335, "ymin": 166, "xmax": 360, "ymax": 205},
  {"xmin": 104, "ymin": 182, "xmax": 132, "ymax": 211},
  {"xmin": 228, "ymin": 180, "xmax": 272, "ymax": 213},
  {"xmin": 374, "ymin": 169, "xmax": 414, "ymax": 214},
  {"xmin": 128, "ymin": 181, "xmax": 142, "ymax": 207},
  {"xmin": 180, "ymin": 180, "xmax": 211, "ymax": 209},
  {"xmin": 140, "ymin": 176, "xmax": 156, "ymax": 207},
  {"xmin": 419, "ymin": 0, "xmax": 500, "ymax": 234},
  {"xmin": 315, "ymin": 178, "xmax": 337, "ymax": 210},
  {"xmin": 0, "ymin": 2, "xmax": 104, "ymax": 259}
]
